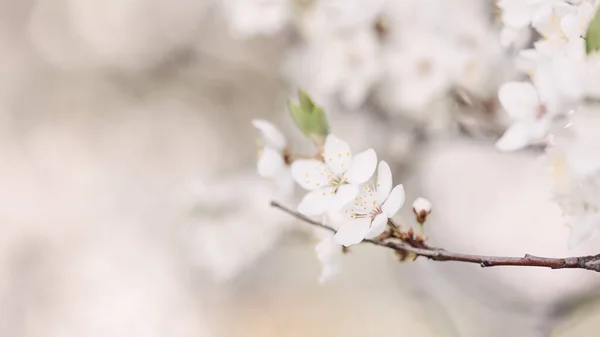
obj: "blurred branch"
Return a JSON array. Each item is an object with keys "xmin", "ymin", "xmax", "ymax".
[{"xmin": 271, "ymin": 201, "xmax": 600, "ymax": 272}]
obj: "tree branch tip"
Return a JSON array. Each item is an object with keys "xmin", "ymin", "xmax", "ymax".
[{"xmin": 269, "ymin": 200, "xmax": 600, "ymax": 272}]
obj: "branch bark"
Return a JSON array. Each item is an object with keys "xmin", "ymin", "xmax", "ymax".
[{"xmin": 270, "ymin": 201, "xmax": 600, "ymax": 272}]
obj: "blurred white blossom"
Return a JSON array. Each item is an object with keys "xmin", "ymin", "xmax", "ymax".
[
  {"xmin": 496, "ymin": 55, "xmax": 584, "ymax": 151},
  {"xmin": 252, "ymin": 119, "xmax": 294, "ymax": 196},
  {"xmin": 315, "ymin": 233, "xmax": 343, "ymax": 283},
  {"xmin": 284, "ymin": 29, "xmax": 381, "ymax": 109}
]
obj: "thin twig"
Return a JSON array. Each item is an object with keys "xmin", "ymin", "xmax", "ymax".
[{"xmin": 270, "ymin": 201, "xmax": 600, "ymax": 272}]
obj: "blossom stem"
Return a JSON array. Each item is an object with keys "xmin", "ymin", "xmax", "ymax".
[{"xmin": 270, "ymin": 201, "xmax": 600, "ymax": 272}]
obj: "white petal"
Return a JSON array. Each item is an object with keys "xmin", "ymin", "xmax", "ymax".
[
  {"xmin": 495, "ymin": 121, "xmax": 537, "ymax": 152},
  {"xmin": 533, "ymin": 38, "xmax": 568, "ymax": 58},
  {"xmin": 333, "ymin": 218, "xmax": 371, "ymax": 247},
  {"xmin": 298, "ymin": 187, "xmax": 336, "ymax": 216},
  {"xmin": 579, "ymin": 2, "xmax": 595, "ymax": 22},
  {"xmin": 291, "ymin": 159, "xmax": 331, "ymax": 191},
  {"xmin": 324, "ymin": 210, "xmax": 345, "ymax": 231},
  {"xmin": 382, "ymin": 184, "xmax": 405, "ymax": 217},
  {"xmin": 252, "ymin": 119, "xmax": 286, "ymax": 150},
  {"xmin": 257, "ymin": 147, "xmax": 285, "ymax": 178},
  {"xmin": 273, "ymin": 167, "xmax": 294, "ymax": 198},
  {"xmin": 498, "ymin": 82, "xmax": 540, "ymax": 120},
  {"xmin": 532, "ymin": 3, "xmax": 572, "ymax": 39},
  {"xmin": 568, "ymin": 216, "xmax": 597, "ymax": 249},
  {"xmin": 565, "ymin": 38, "xmax": 586, "ymax": 59},
  {"xmin": 364, "ymin": 213, "xmax": 388, "ymax": 239},
  {"xmin": 315, "ymin": 234, "xmax": 342, "ymax": 283},
  {"xmin": 330, "ymin": 184, "xmax": 359, "ymax": 211},
  {"xmin": 376, "ymin": 161, "xmax": 392, "ymax": 204},
  {"xmin": 348, "ymin": 149, "xmax": 377, "ymax": 184},
  {"xmin": 515, "ymin": 49, "xmax": 539, "ymax": 75},
  {"xmin": 324, "ymin": 134, "xmax": 352, "ymax": 175},
  {"xmin": 316, "ymin": 234, "xmax": 341, "ymax": 261},
  {"xmin": 560, "ymin": 13, "xmax": 581, "ymax": 40}
]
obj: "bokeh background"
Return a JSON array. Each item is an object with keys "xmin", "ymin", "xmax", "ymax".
[{"xmin": 2, "ymin": 0, "xmax": 600, "ymax": 336}]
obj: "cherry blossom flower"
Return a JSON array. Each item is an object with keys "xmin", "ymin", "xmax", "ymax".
[
  {"xmin": 284, "ymin": 29, "xmax": 381, "ymax": 109},
  {"xmin": 549, "ymin": 150, "xmax": 600, "ymax": 248},
  {"xmin": 561, "ymin": 2, "xmax": 595, "ymax": 41},
  {"xmin": 334, "ymin": 161, "xmax": 405, "ymax": 246},
  {"xmin": 495, "ymin": 81, "xmax": 551, "ymax": 151},
  {"xmin": 315, "ymin": 233, "xmax": 343, "ymax": 283},
  {"xmin": 532, "ymin": 2, "xmax": 574, "ymax": 39},
  {"xmin": 547, "ymin": 111, "xmax": 600, "ymax": 248},
  {"xmin": 496, "ymin": 57, "xmax": 583, "ymax": 151},
  {"xmin": 377, "ymin": 33, "xmax": 466, "ymax": 114},
  {"xmin": 252, "ymin": 119, "xmax": 293, "ymax": 195},
  {"xmin": 291, "ymin": 134, "xmax": 377, "ymax": 216},
  {"xmin": 560, "ymin": 1, "xmax": 596, "ymax": 57}
]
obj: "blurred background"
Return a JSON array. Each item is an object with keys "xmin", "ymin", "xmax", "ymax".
[{"xmin": 2, "ymin": 0, "xmax": 600, "ymax": 336}]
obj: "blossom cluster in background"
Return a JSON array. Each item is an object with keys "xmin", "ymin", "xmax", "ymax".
[
  {"xmin": 220, "ymin": 0, "xmax": 509, "ymax": 119},
  {"xmin": 496, "ymin": 0, "xmax": 600, "ymax": 248},
  {"xmin": 245, "ymin": 0, "xmax": 600, "ymax": 281}
]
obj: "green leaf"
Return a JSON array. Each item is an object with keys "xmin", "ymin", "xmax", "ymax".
[
  {"xmin": 586, "ymin": 7, "xmax": 600, "ymax": 54},
  {"xmin": 287, "ymin": 90, "xmax": 329, "ymax": 145}
]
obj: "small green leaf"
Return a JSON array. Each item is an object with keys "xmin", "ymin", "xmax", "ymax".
[
  {"xmin": 586, "ymin": 8, "xmax": 600, "ymax": 54},
  {"xmin": 287, "ymin": 90, "xmax": 329, "ymax": 145},
  {"xmin": 298, "ymin": 90, "xmax": 315, "ymax": 112}
]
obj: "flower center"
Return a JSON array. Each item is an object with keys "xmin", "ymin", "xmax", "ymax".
[
  {"xmin": 329, "ymin": 174, "xmax": 348, "ymax": 187},
  {"xmin": 346, "ymin": 184, "xmax": 382, "ymax": 221}
]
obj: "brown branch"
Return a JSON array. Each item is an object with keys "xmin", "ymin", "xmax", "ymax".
[{"xmin": 270, "ymin": 201, "xmax": 600, "ymax": 272}]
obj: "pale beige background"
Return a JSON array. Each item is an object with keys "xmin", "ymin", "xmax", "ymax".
[{"xmin": 1, "ymin": 1, "xmax": 600, "ymax": 337}]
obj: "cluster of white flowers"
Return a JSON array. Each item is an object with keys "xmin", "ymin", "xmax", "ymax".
[
  {"xmin": 253, "ymin": 119, "xmax": 431, "ymax": 282},
  {"xmin": 497, "ymin": 0, "xmax": 600, "ymax": 247},
  {"xmin": 222, "ymin": 0, "xmax": 505, "ymax": 117},
  {"xmin": 246, "ymin": 0, "xmax": 600, "ymax": 281}
]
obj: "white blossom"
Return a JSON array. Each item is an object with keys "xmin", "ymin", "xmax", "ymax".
[
  {"xmin": 377, "ymin": 33, "xmax": 466, "ymax": 113},
  {"xmin": 315, "ymin": 234, "xmax": 343, "ymax": 283},
  {"xmin": 334, "ymin": 161, "xmax": 405, "ymax": 246},
  {"xmin": 561, "ymin": 1, "xmax": 596, "ymax": 57},
  {"xmin": 547, "ymin": 111, "xmax": 600, "ymax": 248},
  {"xmin": 496, "ymin": 56, "xmax": 583, "ymax": 151},
  {"xmin": 284, "ymin": 29, "xmax": 381, "ymax": 109},
  {"xmin": 561, "ymin": 2, "xmax": 595, "ymax": 41},
  {"xmin": 291, "ymin": 134, "xmax": 377, "ymax": 216},
  {"xmin": 549, "ymin": 152, "xmax": 600, "ymax": 248},
  {"xmin": 532, "ymin": 2, "xmax": 574, "ymax": 39},
  {"xmin": 495, "ymin": 81, "xmax": 552, "ymax": 151},
  {"xmin": 252, "ymin": 119, "xmax": 294, "ymax": 195}
]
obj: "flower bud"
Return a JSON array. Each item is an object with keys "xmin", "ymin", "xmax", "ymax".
[{"xmin": 412, "ymin": 197, "xmax": 432, "ymax": 224}]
